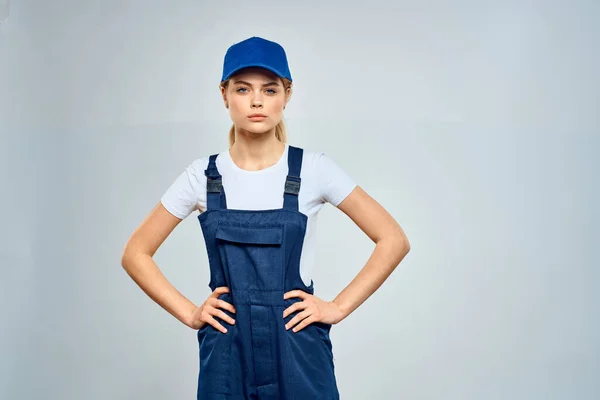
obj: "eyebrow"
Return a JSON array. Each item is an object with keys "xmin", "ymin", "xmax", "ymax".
[{"xmin": 232, "ymin": 80, "xmax": 280, "ymax": 87}]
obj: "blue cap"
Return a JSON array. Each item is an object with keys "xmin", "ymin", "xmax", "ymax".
[{"xmin": 221, "ymin": 36, "xmax": 292, "ymax": 83}]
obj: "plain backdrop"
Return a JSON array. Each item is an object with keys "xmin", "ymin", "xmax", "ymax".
[{"xmin": 1, "ymin": 1, "xmax": 599, "ymax": 399}]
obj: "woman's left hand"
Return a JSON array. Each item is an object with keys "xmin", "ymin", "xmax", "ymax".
[{"xmin": 283, "ymin": 290, "xmax": 344, "ymax": 332}]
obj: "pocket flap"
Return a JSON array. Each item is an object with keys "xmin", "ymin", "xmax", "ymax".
[{"xmin": 215, "ymin": 223, "xmax": 283, "ymax": 245}]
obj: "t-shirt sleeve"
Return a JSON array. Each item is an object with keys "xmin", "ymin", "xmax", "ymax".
[
  {"xmin": 316, "ymin": 152, "xmax": 357, "ymax": 206},
  {"xmin": 160, "ymin": 158, "xmax": 208, "ymax": 219}
]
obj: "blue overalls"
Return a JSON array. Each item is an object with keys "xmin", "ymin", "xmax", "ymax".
[{"xmin": 196, "ymin": 146, "xmax": 340, "ymax": 400}]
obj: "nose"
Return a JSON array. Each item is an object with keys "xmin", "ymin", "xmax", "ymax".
[{"xmin": 251, "ymin": 94, "xmax": 263, "ymax": 108}]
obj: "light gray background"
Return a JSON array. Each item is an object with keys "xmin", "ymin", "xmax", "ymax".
[{"xmin": 1, "ymin": 1, "xmax": 598, "ymax": 399}]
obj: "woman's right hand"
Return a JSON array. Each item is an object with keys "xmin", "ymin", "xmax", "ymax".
[{"xmin": 188, "ymin": 286, "xmax": 236, "ymax": 333}]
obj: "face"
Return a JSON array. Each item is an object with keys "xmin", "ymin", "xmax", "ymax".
[{"xmin": 221, "ymin": 67, "xmax": 291, "ymax": 137}]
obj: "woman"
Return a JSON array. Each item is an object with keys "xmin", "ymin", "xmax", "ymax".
[{"xmin": 121, "ymin": 36, "xmax": 410, "ymax": 399}]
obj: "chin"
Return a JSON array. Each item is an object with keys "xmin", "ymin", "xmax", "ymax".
[{"xmin": 239, "ymin": 122, "xmax": 277, "ymax": 135}]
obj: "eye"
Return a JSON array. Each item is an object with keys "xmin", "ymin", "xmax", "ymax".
[
  {"xmin": 266, "ymin": 89, "xmax": 277, "ymax": 94},
  {"xmin": 236, "ymin": 87, "xmax": 248, "ymax": 93}
]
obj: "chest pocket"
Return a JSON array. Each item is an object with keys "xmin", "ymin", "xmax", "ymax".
[{"xmin": 215, "ymin": 222, "xmax": 285, "ymax": 292}]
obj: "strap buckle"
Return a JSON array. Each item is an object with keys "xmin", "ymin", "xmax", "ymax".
[
  {"xmin": 206, "ymin": 177, "xmax": 222, "ymax": 194},
  {"xmin": 284, "ymin": 175, "xmax": 301, "ymax": 195}
]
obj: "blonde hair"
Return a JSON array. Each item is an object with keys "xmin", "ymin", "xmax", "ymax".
[{"xmin": 220, "ymin": 77, "xmax": 292, "ymax": 148}]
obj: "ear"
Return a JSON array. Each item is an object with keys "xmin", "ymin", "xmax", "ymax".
[
  {"xmin": 284, "ymin": 87, "xmax": 292, "ymax": 108},
  {"xmin": 220, "ymin": 85, "xmax": 228, "ymax": 109}
]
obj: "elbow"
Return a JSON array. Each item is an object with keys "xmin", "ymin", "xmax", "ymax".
[
  {"xmin": 389, "ymin": 224, "xmax": 410, "ymax": 252},
  {"xmin": 398, "ymin": 235, "xmax": 410, "ymax": 256},
  {"xmin": 120, "ymin": 244, "xmax": 138, "ymax": 271},
  {"xmin": 121, "ymin": 244, "xmax": 153, "ymax": 272},
  {"xmin": 121, "ymin": 236, "xmax": 155, "ymax": 272},
  {"xmin": 378, "ymin": 232, "xmax": 410, "ymax": 261},
  {"xmin": 377, "ymin": 227, "xmax": 410, "ymax": 254},
  {"xmin": 120, "ymin": 248, "xmax": 131, "ymax": 271},
  {"xmin": 402, "ymin": 232, "xmax": 410, "ymax": 253},
  {"xmin": 390, "ymin": 229, "xmax": 410, "ymax": 257}
]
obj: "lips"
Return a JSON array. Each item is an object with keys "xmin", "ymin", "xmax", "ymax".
[{"xmin": 248, "ymin": 114, "xmax": 267, "ymax": 121}]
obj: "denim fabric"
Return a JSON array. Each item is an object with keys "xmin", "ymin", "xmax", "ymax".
[{"xmin": 196, "ymin": 146, "xmax": 339, "ymax": 400}]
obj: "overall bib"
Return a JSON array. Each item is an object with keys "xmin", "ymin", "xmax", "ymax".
[{"xmin": 196, "ymin": 146, "xmax": 340, "ymax": 400}]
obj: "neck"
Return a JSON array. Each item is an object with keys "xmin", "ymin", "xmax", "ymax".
[{"xmin": 229, "ymin": 127, "xmax": 285, "ymax": 171}]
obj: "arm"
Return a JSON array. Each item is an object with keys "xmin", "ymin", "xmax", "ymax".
[
  {"xmin": 120, "ymin": 201, "xmax": 197, "ymax": 328},
  {"xmin": 284, "ymin": 185, "xmax": 410, "ymax": 330},
  {"xmin": 332, "ymin": 185, "xmax": 410, "ymax": 321}
]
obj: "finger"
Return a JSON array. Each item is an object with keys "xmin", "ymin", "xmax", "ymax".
[
  {"xmin": 212, "ymin": 309, "xmax": 236, "ymax": 326},
  {"xmin": 285, "ymin": 309, "xmax": 311, "ymax": 331},
  {"xmin": 216, "ymin": 299, "xmax": 236, "ymax": 313},
  {"xmin": 205, "ymin": 316, "xmax": 228, "ymax": 334},
  {"xmin": 212, "ymin": 287, "xmax": 230, "ymax": 297},
  {"xmin": 284, "ymin": 290, "xmax": 308, "ymax": 300},
  {"xmin": 209, "ymin": 297, "xmax": 236, "ymax": 314},
  {"xmin": 292, "ymin": 315, "xmax": 317, "ymax": 333},
  {"xmin": 282, "ymin": 301, "xmax": 307, "ymax": 319}
]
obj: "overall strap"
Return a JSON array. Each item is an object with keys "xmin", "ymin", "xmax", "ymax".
[
  {"xmin": 283, "ymin": 146, "xmax": 303, "ymax": 211},
  {"xmin": 205, "ymin": 154, "xmax": 227, "ymax": 210}
]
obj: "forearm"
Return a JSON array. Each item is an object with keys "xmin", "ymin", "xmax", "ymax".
[
  {"xmin": 332, "ymin": 235, "xmax": 410, "ymax": 321},
  {"xmin": 121, "ymin": 252, "xmax": 196, "ymax": 328}
]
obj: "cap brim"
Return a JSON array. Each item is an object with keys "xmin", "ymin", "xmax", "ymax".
[{"xmin": 222, "ymin": 63, "xmax": 288, "ymax": 82}]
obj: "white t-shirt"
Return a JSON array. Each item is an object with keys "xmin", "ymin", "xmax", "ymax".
[{"xmin": 160, "ymin": 143, "xmax": 357, "ymax": 286}]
